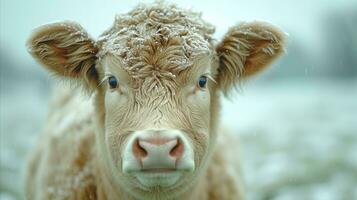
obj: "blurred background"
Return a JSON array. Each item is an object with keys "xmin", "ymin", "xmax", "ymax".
[{"xmin": 0, "ymin": 0, "xmax": 356, "ymax": 199}]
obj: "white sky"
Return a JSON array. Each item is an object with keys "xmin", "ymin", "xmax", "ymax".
[{"xmin": 1, "ymin": 0, "xmax": 356, "ymax": 66}]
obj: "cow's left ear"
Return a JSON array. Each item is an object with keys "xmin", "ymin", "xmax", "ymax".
[
  {"xmin": 27, "ymin": 21, "xmax": 99, "ymax": 91},
  {"xmin": 216, "ymin": 21, "xmax": 286, "ymax": 94}
]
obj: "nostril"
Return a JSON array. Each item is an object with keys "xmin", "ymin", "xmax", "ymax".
[
  {"xmin": 133, "ymin": 139, "xmax": 148, "ymax": 158},
  {"xmin": 170, "ymin": 139, "xmax": 184, "ymax": 158}
]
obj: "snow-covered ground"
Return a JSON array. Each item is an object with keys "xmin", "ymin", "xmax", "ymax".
[
  {"xmin": 221, "ymin": 80, "xmax": 357, "ymax": 200},
  {"xmin": 1, "ymin": 79, "xmax": 356, "ymax": 200}
]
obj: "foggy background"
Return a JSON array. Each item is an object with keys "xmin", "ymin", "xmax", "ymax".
[{"xmin": 1, "ymin": 0, "xmax": 356, "ymax": 199}]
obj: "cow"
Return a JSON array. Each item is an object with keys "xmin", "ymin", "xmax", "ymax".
[{"xmin": 25, "ymin": 2, "xmax": 285, "ymax": 200}]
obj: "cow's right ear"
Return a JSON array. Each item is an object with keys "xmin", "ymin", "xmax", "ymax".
[
  {"xmin": 216, "ymin": 21, "xmax": 286, "ymax": 95},
  {"xmin": 27, "ymin": 21, "xmax": 99, "ymax": 90}
]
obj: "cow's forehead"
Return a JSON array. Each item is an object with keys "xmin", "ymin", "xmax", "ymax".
[{"xmin": 97, "ymin": 2, "xmax": 216, "ymax": 81}]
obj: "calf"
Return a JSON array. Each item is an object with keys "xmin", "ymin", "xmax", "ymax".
[{"xmin": 25, "ymin": 2, "xmax": 285, "ymax": 200}]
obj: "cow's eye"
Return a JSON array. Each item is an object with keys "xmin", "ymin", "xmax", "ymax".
[
  {"xmin": 108, "ymin": 76, "xmax": 118, "ymax": 89},
  {"xmin": 197, "ymin": 75, "xmax": 208, "ymax": 88}
]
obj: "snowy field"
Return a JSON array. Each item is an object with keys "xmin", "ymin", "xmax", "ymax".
[
  {"xmin": 1, "ymin": 79, "xmax": 356, "ymax": 200},
  {"xmin": 221, "ymin": 80, "xmax": 357, "ymax": 200}
]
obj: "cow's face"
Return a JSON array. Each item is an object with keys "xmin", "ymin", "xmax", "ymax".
[
  {"xmin": 95, "ymin": 52, "xmax": 216, "ymax": 195},
  {"xmin": 94, "ymin": 14, "xmax": 218, "ymax": 196},
  {"xmin": 27, "ymin": 3, "xmax": 285, "ymax": 199}
]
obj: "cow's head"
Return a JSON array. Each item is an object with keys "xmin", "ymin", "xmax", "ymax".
[{"xmin": 27, "ymin": 2, "xmax": 285, "ymax": 199}]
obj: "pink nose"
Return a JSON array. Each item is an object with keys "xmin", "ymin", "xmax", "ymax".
[{"xmin": 133, "ymin": 136, "xmax": 184, "ymax": 170}]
